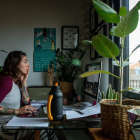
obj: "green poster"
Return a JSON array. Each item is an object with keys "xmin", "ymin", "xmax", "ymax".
[
  {"xmin": 34, "ymin": 28, "xmax": 56, "ymax": 50},
  {"xmin": 34, "ymin": 50, "xmax": 55, "ymax": 72}
]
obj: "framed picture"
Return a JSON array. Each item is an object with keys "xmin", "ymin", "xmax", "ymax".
[
  {"xmin": 96, "ymin": 0, "xmax": 107, "ymax": 27},
  {"xmin": 96, "ymin": 24, "xmax": 107, "ymax": 58},
  {"xmin": 90, "ymin": 6, "xmax": 98, "ymax": 33},
  {"xmin": 61, "ymin": 26, "xmax": 79, "ymax": 50},
  {"xmin": 90, "ymin": 32, "xmax": 98, "ymax": 60}
]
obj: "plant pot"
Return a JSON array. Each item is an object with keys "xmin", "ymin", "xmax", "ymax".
[
  {"xmin": 127, "ymin": 108, "xmax": 140, "ymax": 140},
  {"xmin": 100, "ymin": 99, "xmax": 140, "ymax": 140},
  {"xmin": 59, "ymin": 81, "xmax": 74, "ymax": 102}
]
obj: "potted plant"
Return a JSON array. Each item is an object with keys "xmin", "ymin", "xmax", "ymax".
[
  {"xmin": 0, "ymin": 50, "xmax": 7, "ymax": 72},
  {"xmin": 80, "ymin": 0, "xmax": 140, "ymax": 140},
  {"xmin": 51, "ymin": 46, "xmax": 85, "ymax": 101}
]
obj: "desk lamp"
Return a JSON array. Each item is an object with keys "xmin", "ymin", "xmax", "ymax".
[{"xmin": 71, "ymin": 59, "xmax": 81, "ymax": 66}]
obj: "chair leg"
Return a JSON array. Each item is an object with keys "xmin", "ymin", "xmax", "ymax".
[{"xmin": 34, "ymin": 130, "xmax": 41, "ymax": 140}]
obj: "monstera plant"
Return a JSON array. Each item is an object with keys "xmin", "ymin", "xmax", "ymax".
[
  {"xmin": 0, "ymin": 50, "xmax": 7, "ymax": 72},
  {"xmin": 80, "ymin": 0, "xmax": 140, "ymax": 105}
]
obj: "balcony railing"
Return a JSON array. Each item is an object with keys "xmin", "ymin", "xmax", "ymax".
[{"xmin": 129, "ymin": 80, "xmax": 140, "ymax": 88}]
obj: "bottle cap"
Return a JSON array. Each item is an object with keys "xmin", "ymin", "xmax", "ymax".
[{"xmin": 55, "ymin": 83, "xmax": 58, "ymax": 86}]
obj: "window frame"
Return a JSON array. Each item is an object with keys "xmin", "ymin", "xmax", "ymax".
[{"xmin": 109, "ymin": 0, "xmax": 140, "ymax": 99}]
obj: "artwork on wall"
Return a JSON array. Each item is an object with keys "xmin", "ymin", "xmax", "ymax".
[
  {"xmin": 90, "ymin": 32, "xmax": 98, "ymax": 60},
  {"xmin": 90, "ymin": 6, "xmax": 98, "ymax": 33},
  {"xmin": 96, "ymin": 24, "xmax": 107, "ymax": 58},
  {"xmin": 62, "ymin": 26, "xmax": 79, "ymax": 50},
  {"xmin": 34, "ymin": 28, "xmax": 56, "ymax": 50},
  {"xmin": 34, "ymin": 28, "xmax": 56, "ymax": 72}
]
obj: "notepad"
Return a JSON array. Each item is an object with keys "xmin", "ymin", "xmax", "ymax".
[
  {"xmin": 6, "ymin": 116, "xmax": 49, "ymax": 127},
  {"xmin": 66, "ymin": 103, "xmax": 100, "ymax": 120}
]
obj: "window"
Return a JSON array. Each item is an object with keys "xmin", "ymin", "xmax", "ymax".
[
  {"xmin": 129, "ymin": 0, "xmax": 140, "ymax": 91},
  {"xmin": 109, "ymin": 0, "xmax": 140, "ymax": 99}
]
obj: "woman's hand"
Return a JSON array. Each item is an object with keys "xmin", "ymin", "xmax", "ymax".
[
  {"xmin": 15, "ymin": 105, "xmax": 37, "ymax": 115},
  {"xmin": 20, "ymin": 70, "xmax": 29, "ymax": 86},
  {"xmin": 47, "ymin": 65, "xmax": 54, "ymax": 79}
]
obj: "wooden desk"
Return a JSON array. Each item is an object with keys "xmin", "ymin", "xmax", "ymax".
[{"xmin": 88, "ymin": 128, "xmax": 135, "ymax": 140}]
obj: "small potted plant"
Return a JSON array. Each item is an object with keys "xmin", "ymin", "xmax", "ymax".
[
  {"xmin": 51, "ymin": 46, "xmax": 85, "ymax": 101},
  {"xmin": 80, "ymin": 0, "xmax": 140, "ymax": 140}
]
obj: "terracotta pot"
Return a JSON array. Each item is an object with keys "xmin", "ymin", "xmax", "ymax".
[{"xmin": 59, "ymin": 81, "xmax": 74, "ymax": 102}]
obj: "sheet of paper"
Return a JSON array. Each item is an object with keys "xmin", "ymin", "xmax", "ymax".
[
  {"xmin": 63, "ymin": 105, "xmax": 73, "ymax": 110},
  {"xmin": 31, "ymin": 100, "xmax": 47, "ymax": 104},
  {"xmin": 74, "ymin": 102, "xmax": 92, "ymax": 108},
  {"xmin": 6, "ymin": 116, "xmax": 49, "ymax": 127},
  {"xmin": 66, "ymin": 103, "xmax": 100, "ymax": 120},
  {"xmin": 31, "ymin": 100, "xmax": 47, "ymax": 109}
]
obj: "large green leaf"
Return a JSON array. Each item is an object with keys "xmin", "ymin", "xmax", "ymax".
[
  {"xmin": 119, "ymin": 6, "xmax": 127, "ymax": 16},
  {"xmin": 114, "ymin": 3, "xmax": 139, "ymax": 37},
  {"xmin": 136, "ymin": 1, "xmax": 140, "ymax": 9},
  {"xmin": 92, "ymin": 0, "xmax": 120, "ymax": 23},
  {"xmin": 92, "ymin": 34, "xmax": 119, "ymax": 58},
  {"xmin": 79, "ymin": 70, "xmax": 120, "ymax": 79}
]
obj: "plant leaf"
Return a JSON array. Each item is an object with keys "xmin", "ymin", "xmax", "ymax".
[
  {"xmin": 110, "ymin": 26, "xmax": 116, "ymax": 36},
  {"xmin": 112, "ymin": 61, "xmax": 129, "ymax": 67},
  {"xmin": 82, "ymin": 40, "xmax": 92, "ymax": 45},
  {"xmin": 79, "ymin": 70, "xmax": 120, "ymax": 79},
  {"xmin": 92, "ymin": 0, "xmax": 120, "ymax": 23},
  {"xmin": 136, "ymin": 1, "xmax": 140, "ymax": 9},
  {"xmin": 114, "ymin": 4, "xmax": 139, "ymax": 37},
  {"xmin": 120, "ymin": 87, "xmax": 134, "ymax": 93},
  {"xmin": 132, "ymin": 44, "xmax": 140, "ymax": 53},
  {"xmin": 57, "ymin": 56, "xmax": 65, "ymax": 61},
  {"xmin": 0, "ymin": 66, "xmax": 3, "ymax": 72},
  {"xmin": 119, "ymin": 6, "xmax": 127, "ymax": 16},
  {"xmin": 92, "ymin": 34, "xmax": 119, "ymax": 58},
  {"xmin": 0, "ymin": 50, "xmax": 7, "ymax": 53}
]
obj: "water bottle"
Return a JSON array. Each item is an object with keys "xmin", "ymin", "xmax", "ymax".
[{"xmin": 47, "ymin": 83, "xmax": 63, "ymax": 121}]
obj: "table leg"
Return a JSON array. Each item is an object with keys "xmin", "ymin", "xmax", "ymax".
[{"xmin": 34, "ymin": 130, "xmax": 41, "ymax": 140}]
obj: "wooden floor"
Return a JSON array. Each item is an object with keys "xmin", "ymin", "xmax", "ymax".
[{"xmin": 88, "ymin": 128, "xmax": 135, "ymax": 140}]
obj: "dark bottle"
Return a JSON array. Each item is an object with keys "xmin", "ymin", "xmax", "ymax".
[{"xmin": 47, "ymin": 84, "xmax": 63, "ymax": 121}]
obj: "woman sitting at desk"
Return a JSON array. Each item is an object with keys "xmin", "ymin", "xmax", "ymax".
[{"xmin": 0, "ymin": 51, "xmax": 57, "ymax": 140}]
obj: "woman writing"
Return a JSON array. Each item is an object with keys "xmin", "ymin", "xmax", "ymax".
[{"xmin": 0, "ymin": 51, "xmax": 57, "ymax": 140}]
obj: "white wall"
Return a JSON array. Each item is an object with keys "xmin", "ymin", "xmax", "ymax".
[
  {"xmin": 0, "ymin": 0, "xmax": 109, "ymax": 96},
  {"xmin": 0, "ymin": 0, "xmax": 85, "ymax": 85}
]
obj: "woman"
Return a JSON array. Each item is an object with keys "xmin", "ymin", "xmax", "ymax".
[{"xmin": 0, "ymin": 51, "xmax": 57, "ymax": 140}]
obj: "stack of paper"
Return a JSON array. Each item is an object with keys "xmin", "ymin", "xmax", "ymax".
[
  {"xmin": 66, "ymin": 103, "xmax": 100, "ymax": 120},
  {"xmin": 6, "ymin": 116, "xmax": 49, "ymax": 127}
]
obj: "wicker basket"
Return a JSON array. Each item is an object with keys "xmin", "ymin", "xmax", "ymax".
[
  {"xmin": 59, "ymin": 81, "xmax": 74, "ymax": 102},
  {"xmin": 100, "ymin": 99, "xmax": 140, "ymax": 140}
]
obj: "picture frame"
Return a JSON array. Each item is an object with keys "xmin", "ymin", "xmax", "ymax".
[
  {"xmin": 61, "ymin": 26, "xmax": 79, "ymax": 50},
  {"xmin": 95, "ymin": 24, "xmax": 107, "ymax": 58},
  {"xmin": 90, "ymin": 32, "xmax": 98, "ymax": 60},
  {"xmin": 90, "ymin": 6, "xmax": 98, "ymax": 33}
]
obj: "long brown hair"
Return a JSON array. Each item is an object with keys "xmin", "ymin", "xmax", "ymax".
[{"xmin": 0, "ymin": 51, "xmax": 26, "ymax": 80}]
